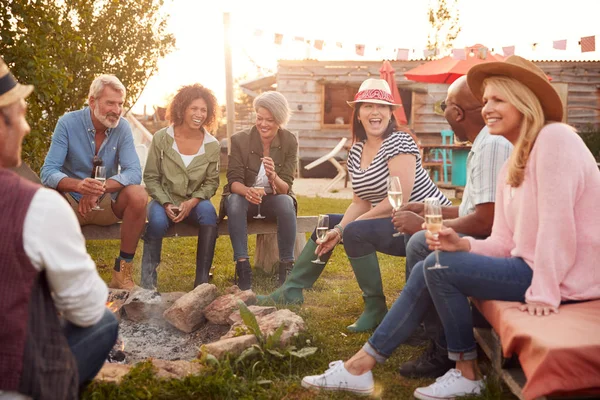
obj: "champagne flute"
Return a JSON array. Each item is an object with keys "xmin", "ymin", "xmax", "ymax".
[
  {"xmin": 424, "ymin": 198, "xmax": 447, "ymax": 269},
  {"xmin": 92, "ymin": 166, "xmax": 106, "ymax": 211},
  {"xmin": 387, "ymin": 176, "xmax": 403, "ymax": 237},
  {"xmin": 252, "ymin": 175, "xmax": 266, "ymax": 220},
  {"xmin": 312, "ymin": 214, "xmax": 329, "ymax": 265}
]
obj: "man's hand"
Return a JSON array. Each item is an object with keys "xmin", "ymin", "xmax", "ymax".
[
  {"xmin": 173, "ymin": 198, "xmax": 200, "ymax": 223},
  {"xmin": 519, "ymin": 302, "xmax": 559, "ymax": 317},
  {"xmin": 76, "ymin": 178, "xmax": 105, "ymax": 196},
  {"xmin": 392, "ymin": 210, "xmax": 424, "ymax": 235},
  {"xmin": 315, "ymin": 229, "xmax": 341, "ymax": 256},
  {"xmin": 78, "ymin": 195, "xmax": 100, "ymax": 216},
  {"xmin": 261, "ymin": 156, "xmax": 277, "ymax": 181},
  {"xmin": 164, "ymin": 203, "xmax": 179, "ymax": 222},
  {"xmin": 400, "ymin": 202, "xmax": 425, "ymax": 216}
]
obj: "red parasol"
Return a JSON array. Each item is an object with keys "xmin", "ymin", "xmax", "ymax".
[
  {"xmin": 404, "ymin": 44, "xmax": 505, "ymax": 84},
  {"xmin": 379, "ymin": 60, "xmax": 408, "ymax": 125}
]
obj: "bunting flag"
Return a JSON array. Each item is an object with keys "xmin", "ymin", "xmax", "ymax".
[
  {"xmin": 451, "ymin": 48, "xmax": 466, "ymax": 60},
  {"xmin": 274, "ymin": 33, "xmax": 283, "ymax": 45},
  {"xmin": 336, "ymin": 42, "xmax": 343, "ymax": 48},
  {"xmin": 253, "ymin": 29, "xmax": 263, "ymax": 37},
  {"xmin": 355, "ymin": 44, "xmax": 365, "ymax": 56},
  {"xmin": 502, "ymin": 46, "xmax": 515, "ymax": 57},
  {"xmin": 313, "ymin": 40, "xmax": 324, "ymax": 50},
  {"xmin": 395, "ymin": 48, "xmax": 410, "ymax": 60},
  {"xmin": 553, "ymin": 40, "xmax": 567, "ymax": 50},
  {"xmin": 423, "ymin": 49, "xmax": 435, "ymax": 59},
  {"xmin": 580, "ymin": 35, "xmax": 596, "ymax": 52},
  {"xmin": 294, "ymin": 36, "xmax": 304, "ymax": 42}
]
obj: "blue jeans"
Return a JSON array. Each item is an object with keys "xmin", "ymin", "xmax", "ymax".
[
  {"xmin": 226, "ymin": 193, "xmax": 296, "ymax": 262},
  {"xmin": 142, "ymin": 199, "xmax": 217, "ymax": 288},
  {"xmin": 424, "ymin": 252, "xmax": 532, "ymax": 361},
  {"xmin": 63, "ymin": 309, "xmax": 119, "ymax": 384},
  {"xmin": 309, "ymin": 214, "xmax": 408, "ymax": 258}
]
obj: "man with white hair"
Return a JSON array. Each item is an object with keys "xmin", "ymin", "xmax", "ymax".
[
  {"xmin": 41, "ymin": 74, "xmax": 147, "ymax": 290},
  {"xmin": 0, "ymin": 57, "xmax": 117, "ymax": 399}
]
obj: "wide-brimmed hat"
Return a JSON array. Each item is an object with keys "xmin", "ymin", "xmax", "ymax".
[
  {"xmin": 467, "ymin": 55, "xmax": 563, "ymax": 121},
  {"xmin": 0, "ymin": 57, "xmax": 34, "ymax": 107},
  {"xmin": 347, "ymin": 78, "xmax": 401, "ymax": 108}
]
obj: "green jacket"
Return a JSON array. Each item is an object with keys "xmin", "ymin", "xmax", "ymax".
[
  {"xmin": 144, "ymin": 126, "xmax": 220, "ymax": 206},
  {"xmin": 219, "ymin": 126, "xmax": 298, "ymax": 219}
]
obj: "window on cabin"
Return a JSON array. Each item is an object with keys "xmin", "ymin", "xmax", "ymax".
[{"xmin": 322, "ymin": 84, "xmax": 358, "ymax": 126}]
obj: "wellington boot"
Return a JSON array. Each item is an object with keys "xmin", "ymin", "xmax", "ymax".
[
  {"xmin": 346, "ymin": 253, "xmax": 387, "ymax": 332},
  {"xmin": 109, "ymin": 258, "xmax": 136, "ymax": 291},
  {"xmin": 257, "ymin": 239, "xmax": 330, "ymax": 305},
  {"xmin": 194, "ymin": 225, "xmax": 217, "ymax": 287}
]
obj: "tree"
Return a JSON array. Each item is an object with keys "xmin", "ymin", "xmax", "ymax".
[
  {"xmin": 426, "ymin": 0, "xmax": 461, "ymax": 58},
  {"xmin": 0, "ymin": 0, "xmax": 176, "ymax": 172}
]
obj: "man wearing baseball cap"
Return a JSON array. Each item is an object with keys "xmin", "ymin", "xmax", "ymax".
[{"xmin": 0, "ymin": 57, "xmax": 117, "ymax": 399}]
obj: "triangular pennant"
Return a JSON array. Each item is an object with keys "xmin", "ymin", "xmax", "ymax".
[
  {"xmin": 580, "ymin": 36, "xmax": 596, "ymax": 52},
  {"xmin": 396, "ymin": 48, "xmax": 410, "ymax": 60},
  {"xmin": 274, "ymin": 33, "xmax": 283, "ymax": 45},
  {"xmin": 502, "ymin": 46, "xmax": 515, "ymax": 57},
  {"xmin": 423, "ymin": 49, "xmax": 435, "ymax": 59},
  {"xmin": 452, "ymin": 48, "xmax": 466, "ymax": 60},
  {"xmin": 254, "ymin": 29, "xmax": 263, "ymax": 37},
  {"xmin": 314, "ymin": 40, "xmax": 324, "ymax": 50},
  {"xmin": 553, "ymin": 40, "xmax": 567, "ymax": 50},
  {"xmin": 355, "ymin": 44, "xmax": 365, "ymax": 56},
  {"xmin": 294, "ymin": 36, "xmax": 304, "ymax": 42}
]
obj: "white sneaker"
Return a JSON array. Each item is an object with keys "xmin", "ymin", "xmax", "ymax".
[
  {"xmin": 301, "ymin": 360, "xmax": 374, "ymax": 396},
  {"xmin": 414, "ymin": 368, "xmax": 484, "ymax": 400}
]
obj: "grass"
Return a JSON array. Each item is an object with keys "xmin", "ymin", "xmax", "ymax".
[{"xmin": 84, "ymin": 174, "xmax": 516, "ymax": 399}]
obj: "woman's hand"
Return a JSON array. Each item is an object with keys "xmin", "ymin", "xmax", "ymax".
[
  {"xmin": 245, "ymin": 187, "xmax": 263, "ymax": 205},
  {"xmin": 519, "ymin": 302, "xmax": 559, "ymax": 317},
  {"xmin": 424, "ymin": 225, "xmax": 469, "ymax": 252},
  {"xmin": 172, "ymin": 198, "xmax": 200, "ymax": 223},
  {"xmin": 315, "ymin": 229, "xmax": 341, "ymax": 256},
  {"xmin": 262, "ymin": 156, "xmax": 277, "ymax": 181},
  {"xmin": 78, "ymin": 195, "xmax": 100, "ymax": 216},
  {"xmin": 164, "ymin": 203, "xmax": 179, "ymax": 222}
]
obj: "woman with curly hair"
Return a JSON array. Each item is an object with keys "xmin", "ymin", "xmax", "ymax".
[{"xmin": 142, "ymin": 84, "xmax": 220, "ymax": 289}]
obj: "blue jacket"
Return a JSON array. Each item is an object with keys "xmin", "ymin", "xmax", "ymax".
[{"xmin": 41, "ymin": 107, "xmax": 142, "ymax": 200}]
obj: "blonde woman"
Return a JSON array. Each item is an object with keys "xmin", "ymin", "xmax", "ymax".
[{"xmin": 301, "ymin": 56, "xmax": 600, "ymax": 399}]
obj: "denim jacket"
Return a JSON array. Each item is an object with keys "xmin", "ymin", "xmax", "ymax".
[
  {"xmin": 143, "ymin": 126, "xmax": 220, "ymax": 206},
  {"xmin": 40, "ymin": 107, "xmax": 142, "ymax": 200}
]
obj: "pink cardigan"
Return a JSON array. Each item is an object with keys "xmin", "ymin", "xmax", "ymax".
[{"xmin": 467, "ymin": 123, "xmax": 600, "ymax": 308}]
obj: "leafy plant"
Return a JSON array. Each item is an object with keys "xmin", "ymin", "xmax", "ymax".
[
  {"xmin": 578, "ymin": 124, "xmax": 600, "ymax": 161},
  {"xmin": 1, "ymin": 0, "xmax": 175, "ymax": 172}
]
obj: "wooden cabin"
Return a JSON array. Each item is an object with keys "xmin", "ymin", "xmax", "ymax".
[{"xmin": 240, "ymin": 59, "xmax": 600, "ymax": 173}]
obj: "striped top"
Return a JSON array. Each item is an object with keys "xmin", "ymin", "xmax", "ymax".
[{"xmin": 348, "ymin": 131, "xmax": 451, "ymax": 206}]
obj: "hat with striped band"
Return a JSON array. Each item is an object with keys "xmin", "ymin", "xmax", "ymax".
[
  {"xmin": 0, "ymin": 57, "xmax": 34, "ymax": 108},
  {"xmin": 347, "ymin": 78, "xmax": 401, "ymax": 108}
]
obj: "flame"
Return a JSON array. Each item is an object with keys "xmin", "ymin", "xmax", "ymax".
[
  {"xmin": 120, "ymin": 339, "xmax": 125, "ymax": 352},
  {"xmin": 106, "ymin": 301, "xmax": 119, "ymax": 313}
]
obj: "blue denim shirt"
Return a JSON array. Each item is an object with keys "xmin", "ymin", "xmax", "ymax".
[{"xmin": 40, "ymin": 107, "xmax": 142, "ymax": 200}]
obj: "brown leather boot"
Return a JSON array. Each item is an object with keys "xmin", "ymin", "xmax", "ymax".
[{"xmin": 109, "ymin": 258, "xmax": 136, "ymax": 290}]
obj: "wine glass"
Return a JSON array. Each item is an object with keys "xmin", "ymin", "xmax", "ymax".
[
  {"xmin": 387, "ymin": 176, "xmax": 403, "ymax": 237},
  {"xmin": 92, "ymin": 166, "xmax": 106, "ymax": 211},
  {"xmin": 252, "ymin": 171, "xmax": 266, "ymax": 219},
  {"xmin": 424, "ymin": 197, "xmax": 447, "ymax": 269},
  {"xmin": 312, "ymin": 214, "xmax": 329, "ymax": 264}
]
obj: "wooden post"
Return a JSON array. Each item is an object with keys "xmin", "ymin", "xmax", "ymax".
[
  {"xmin": 223, "ymin": 12, "xmax": 234, "ymax": 155},
  {"xmin": 254, "ymin": 234, "xmax": 308, "ymax": 274}
]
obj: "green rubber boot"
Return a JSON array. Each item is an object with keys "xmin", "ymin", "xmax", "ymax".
[
  {"xmin": 257, "ymin": 239, "xmax": 330, "ymax": 305},
  {"xmin": 347, "ymin": 253, "xmax": 388, "ymax": 332}
]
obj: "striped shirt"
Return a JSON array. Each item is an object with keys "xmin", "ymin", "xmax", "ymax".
[
  {"xmin": 348, "ymin": 131, "xmax": 452, "ymax": 206},
  {"xmin": 459, "ymin": 128, "xmax": 513, "ymax": 217}
]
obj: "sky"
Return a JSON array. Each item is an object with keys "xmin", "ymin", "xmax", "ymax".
[{"xmin": 131, "ymin": 0, "xmax": 600, "ymax": 113}]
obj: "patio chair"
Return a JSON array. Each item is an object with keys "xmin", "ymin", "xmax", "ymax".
[
  {"xmin": 304, "ymin": 137, "xmax": 348, "ymax": 193},
  {"xmin": 430, "ymin": 129, "xmax": 454, "ymax": 183}
]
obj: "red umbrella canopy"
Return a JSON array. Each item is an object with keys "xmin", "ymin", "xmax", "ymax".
[
  {"xmin": 379, "ymin": 60, "xmax": 408, "ymax": 125},
  {"xmin": 404, "ymin": 44, "xmax": 505, "ymax": 84}
]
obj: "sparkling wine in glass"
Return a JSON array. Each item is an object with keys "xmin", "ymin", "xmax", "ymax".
[
  {"xmin": 387, "ymin": 176, "xmax": 403, "ymax": 237},
  {"xmin": 252, "ymin": 185, "xmax": 266, "ymax": 219},
  {"xmin": 92, "ymin": 166, "xmax": 106, "ymax": 211},
  {"xmin": 424, "ymin": 197, "xmax": 447, "ymax": 269},
  {"xmin": 312, "ymin": 214, "xmax": 329, "ymax": 265}
]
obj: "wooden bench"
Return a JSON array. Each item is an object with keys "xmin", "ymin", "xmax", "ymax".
[
  {"xmin": 472, "ymin": 299, "xmax": 600, "ymax": 400},
  {"xmin": 81, "ymin": 216, "xmax": 318, "ymax": 273}
]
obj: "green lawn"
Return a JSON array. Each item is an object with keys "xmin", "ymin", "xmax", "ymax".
[{"xmin": 84, "ymin": 177, "xmax": 513, "ymax": 399}]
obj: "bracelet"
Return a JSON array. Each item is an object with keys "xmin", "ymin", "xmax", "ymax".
[{"xmin": 334, "ymin": 224, "xmax": 344, "ymax": 235}]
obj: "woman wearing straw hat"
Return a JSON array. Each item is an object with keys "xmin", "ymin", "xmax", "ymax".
[
  {"xmin": 300, "ymin": 56, "xmax": 600, "ymax": 398},
  {"xmin": 258, "ymin": 78, "xmax": 450, "ymax": 333}
]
